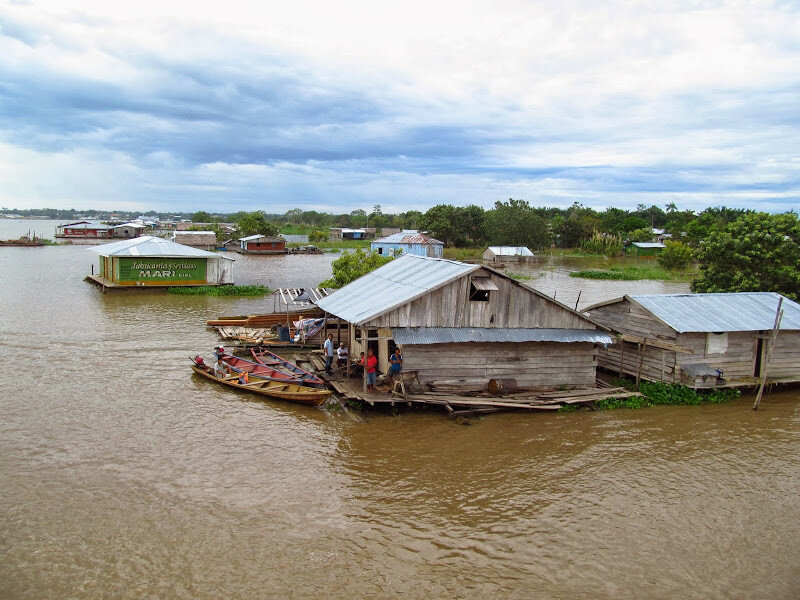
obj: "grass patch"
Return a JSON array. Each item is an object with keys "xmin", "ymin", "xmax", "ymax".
[
  {"xmin": 569, "ymin": 265, "xmax": 695, "ymax": 281},
  {"xmin": 560, "ymin": 380, "xmax": 739, "ymax": 411},
  {"xmin": 443, "ymin": 247, "xmax": 483, "ymax": 261},
  {"xmin": 166, "ymin": 285, "xmax": 271, "ymax": 296},
  {"xmin": 506, "ymin": 271, "xmax": 537, "ymax": 280}
]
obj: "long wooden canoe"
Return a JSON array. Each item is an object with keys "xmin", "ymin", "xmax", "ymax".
[
  {"xmin": 220, "ymin": 354, "xmax": 323, "ymax": 387},
  {"xmin": 251, "ymin": 347, "xmax": 325, "ymax": 386},
  {"xmin": 191, "ymin": 365, "xmax": 331, "ymax": 406}
]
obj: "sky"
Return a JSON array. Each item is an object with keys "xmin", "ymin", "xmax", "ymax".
[{"xmin": 1, "ymin": 0, "xmax": 799, "ymax": 215}]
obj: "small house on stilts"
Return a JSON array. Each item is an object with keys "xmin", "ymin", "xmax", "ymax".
[
  {"xmin": 314, "ymin": 254, "xmax": 612, "ymax": 390},
  {"xmin": 584, "ymin": 293, "xmax": 800, "ymax": 389}
]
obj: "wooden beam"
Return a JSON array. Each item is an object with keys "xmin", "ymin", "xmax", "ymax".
[{"xmin": 618, "ymin": 334, "xmax": 692, "ymax": 354}]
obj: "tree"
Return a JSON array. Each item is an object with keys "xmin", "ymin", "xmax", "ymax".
[
  {"xmin": 657, "ymin": 240, "xmax": 693, "ymax": 270},
  {"xmin": 691, "ymin": 212, "xmax": 800, "ymax": 301},
  {"xmin": 627, "ymin": 228, "xmax": 654, "ymax": 243},
  {"xmin": 192, "ymin": 211, "xmax": 212, "ymax": 223},
  {"xmin": 485, "ymin": 198, "xmax": 550, "ymax": 249},
  {"xmin": 309, "ymin": 229, "xmax": 328, "ymax": 243},
  {"xmin": 319, "ymin": 249, "xmax": 394, "ymax": 288},
  {"xmin": 238, "ymin": 211, "xmax": 279, "ymax": 237},
  {"xmin": 419, "ymin": 204, "xmax": 466, "ymax": 246}
]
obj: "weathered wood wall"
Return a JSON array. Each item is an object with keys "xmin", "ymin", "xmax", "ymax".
[
  {"xmin": 597, "ymin": 342, "xmax": 678, "ymax": 382},
  {"xmin": 768, "ymin": 334, "xmax": 800, "ymax": 380},
  {"xmin": 585, "ymin": 299, "xmax": 676, "ymax": 341},
  {"xmin": 369, "ymin": 268, "xmax": 595, "ymax": 329},
  {"xmin": 403, "ymin": 341, "xmax": 598, "ymax": 388}
]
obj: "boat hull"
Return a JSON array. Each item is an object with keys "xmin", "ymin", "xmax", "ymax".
[
  {"xmin": 191, "ymin": 365, "xmax": 330, "ymax": 406},
  {"xmin": 251, "ymin": 348, "xmax": 325, "ymax": 387}
]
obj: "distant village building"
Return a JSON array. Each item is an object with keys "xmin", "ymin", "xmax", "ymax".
[
  {"xmin": 626, "ymin": 242, "xmax": 665, "ymax": 256},
  {"xmin": 584, "ymin": 293, "xmax": 800, "ymax": 388},
  {"xmin": 482, "ymin": 246, "xmax": 535, "ymax": 265},
  {"xmin": 87, "ymin": 236, "xmax": 234, "ymax": 288},
  {"xmin": 651, "ymin": 228, "xmax": 673, "ymax": 243},
  {"xmin": 238, "ymin": 234, "xmax": 287, "ymax": 254},
  {"xmin": 329, "ymin": 228, "xmax": 377, "ymax": 241},
  {"xmin": 56, "ymin": 221, "xmax": 113, "ymax": 240},
  {"xmin": 112, "ymin": 222, "xmax": 148, "ymax": 239},
  {"xmin": 172, "ymin": 231, "xmax": 218, "ymax": 251},
  {"xmin": 370, "ymin": 230, "xmax": 444, "ymax": 258},
  {"xmin": 315, "ymin": 254, "xmax": 612, "ymax": 388}
]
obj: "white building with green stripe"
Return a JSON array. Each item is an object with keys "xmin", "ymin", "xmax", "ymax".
[{"xmin": 88, "ymin": 236, "xmax": 234, "ymax": 287}]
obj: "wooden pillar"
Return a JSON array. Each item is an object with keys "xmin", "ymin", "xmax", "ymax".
[
  {"xmin": 618, "ymin": 340, "xmax": 625, "ymax": 377},
  {"xmin": 754, "ymin": 298, "xmax": 784, "ymax": 410},
  {"xmin": 635, "ymin": 339, "xmax": 648, "ymax": 390}
]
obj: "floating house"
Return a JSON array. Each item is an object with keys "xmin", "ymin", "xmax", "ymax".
[
  {"xmin": 315, "ymin": 254, "xmax": 612, "ymax": 389},
  {"xmin": 584, "ymin": 293, "xmax": 800, "ymax": 388},
  {"xmin": 329, "ymin": 228, "xmax": 377, "ymax": 241},
  {"xmin": 625, "ymin": 242, "xmax": 665, "ymax": 256},
  {"xmin": 238, "ymin": 234, "xmax": 287, "ymax": 255},
  {"xmin": 112, "ymin": 222, "xmax": 148, "ymax": 239},
  {"xmin": 172, "ymin": 231, "xmax": 218, "ymax": 251},
  {"xmin": 370, "ymin": 230, "xmax": 444, "ymax": 258},
  {"xmin": 86, "ymin": 236, "xmax": 234, "ymax": 288},
  {"xmin": 56, "ymin": 221, "xmax": 112, "ymax": 239},
  {"xmin": 482, "ymin": 246, "xmax": 535, "ymax": 265}
]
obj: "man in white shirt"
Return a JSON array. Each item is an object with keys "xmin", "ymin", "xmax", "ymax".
[
  {"xmin": 336, "ymin": 343, "xmax": 349, "ymax": 370},
  {"xmin": 323, "ymin": 333, "xmax": 334, "ymax": 374}
]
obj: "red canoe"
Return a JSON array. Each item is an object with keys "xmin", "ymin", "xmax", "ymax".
[
  {"xmin": 221, "ymin": 354, "xmax": 323, "ymax": 388},
  {"xmin": 251, "ymin": 347, "xmax": 325, "ymax": 387}
]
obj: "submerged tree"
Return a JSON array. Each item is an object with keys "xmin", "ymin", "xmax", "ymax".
[
  {"xmin": 238, "ymin": 211, "xmax": 279, "ymax": 237},
  {"xmin": 484, "ymin": 198, "xmax": 550, "ymax": 249},
  {"xmin": 691, "ymin": 212, "xmax": 800, "ymax": 301},
  {"xmin": 319, "ymin": 249, "xmax": 394, "ymax": 288}
]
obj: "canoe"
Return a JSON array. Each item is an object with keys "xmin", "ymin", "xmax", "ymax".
[
  {"xmin": 251, "ymin": 347, "xmax": 325, "ymax": 387},
  {"xmin": 220, "ymin": 353, "xmax": 324, "ymax": 388},
  {"xmin": 191, "ymin": 365, "xmax": 331, "ymax": 406}
]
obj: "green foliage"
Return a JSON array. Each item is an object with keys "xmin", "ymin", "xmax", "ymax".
[
  {"xmin": 189, "ymin": 223, "xmax": 224, "ymax": 242},
  {"xmin": 580, "ymin": 232, "xmax": 623, "ymax": 256},
  {"xmin": 443, "ymin": 247, "xmax": 483, "ymax": 261},
  {"xmin": 627, "ymin": 227, "xmax": 654, "ymax": 242},
  {"xmin": 584, "ymin": 381, "xmax": 740, "ymax": 411},
  {"xmin": 657, "ymin": 240, "xmax": 693, "ymax": 270},
  {"xmin": 191, "ymin": 211, "xmax": 212, "ymax": 223},
  {"xmin": 166, "ymin": 285, "xmax": 270, "ymax": 296},
  {"xmin": 692, "ymin": 212, "xmax": 800, "ymax": 301},
  {"xmin": 552, "ymin": 202, "xmax": 599, "ymax": 247},
  {"xmin": 419, "ymin": 204, "xmax": 485, "ymax": 246},
  {"xmin": 238, "ymin": 211, "xmax": 279, "ymax": 237},
  {"xmin": 484, "ymin": 198, "xmax": 550, "ymax": 249},
  {"xmin": 319, "ymin": 248, "xmax": 394, "ymax": 288},
  {"xmin": 308, "ymin": 229, "xmax": 328, "ymax": 243},
  {"xmin": 570, "ymin": 265, "xmax": 693, "ymax": 281}
]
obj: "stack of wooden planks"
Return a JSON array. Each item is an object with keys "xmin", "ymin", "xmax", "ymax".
[
  {"xmin": 215, "ymin": 326, "xmax": 274, "ymax": 342},
  {"xmin": 405, "ymin": 386, "xmax": 641, "ymax": 416},
  {"xmin": 206, "ymin": 312, "xmax": 320, "ymax": 328}
]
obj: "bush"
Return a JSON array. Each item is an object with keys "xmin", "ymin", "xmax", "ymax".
[
  {"xmin": 166, "ymin": 285, "xmax": 270, "ymax": 296},
  {"xmin": 309, "ymin": 229, "xmax": 328, "ymax": 243},
  {"xmin": 657, "ymin": 240, "xmax": 693, "ymax": 270},
  {"xmin": 581, "ymin": 232, "xmax": 623, "ymax": 256},
  {"xmin": 319, "ymin": 249, "xmax": 394, "ymax": 288}
]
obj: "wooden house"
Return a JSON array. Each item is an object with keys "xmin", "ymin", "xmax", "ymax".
[
  {"xmin": 172, "ymin": 231, "xmax": 218, "ymax": 250},
  {"xmin": 87, "ymin": 236, "xmax": 234, "ymax": 288},
  {"xmin": 238, "ymin": 234, "xmax": 287, "ymax": 254},
  {"xmin": 314, "ymin": 254, "xmax": 612, "ymax": 389},
  {"xmin": 584, "ymin": 293, "xmax": 800, "ymax": 388},
  {"xmin": 112, "ymin": 222, "xmax": 148, "ymax": 239},
  {"xmin": 482, "ymin": 246, "xmax": 535, "ymax": 265},
  {"xmin": 370, "ymin": 230, "xmax": 444, "ymax": 258}
]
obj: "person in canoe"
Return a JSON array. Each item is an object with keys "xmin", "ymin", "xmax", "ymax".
[
  {"xmin": 213, "ymin": 357, "xmax": 231, "ymax": 378},
  {"xmin": 237, "ymin": 371, "xmax": 249, "ymax": 384}
]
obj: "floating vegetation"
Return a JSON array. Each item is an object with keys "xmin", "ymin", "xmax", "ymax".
[
  {"xmin": 506, "ymin": 271, "xmax": 537, "ymax": 280},
  {"xmin": 569, "ymin": 265, "xmax": 694, "ymax": 281},
  {"xmin": 166, "ymin": 285, "xmax": 271, "ymax": 296},
  {"xmin": 560, "ymin": 380, "xmax": 739, "ymax": 411}
]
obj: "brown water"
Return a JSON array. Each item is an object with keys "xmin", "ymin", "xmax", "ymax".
[{"xmin": 2, "ymin": 220, "xmax": 800, "ymax": 599}]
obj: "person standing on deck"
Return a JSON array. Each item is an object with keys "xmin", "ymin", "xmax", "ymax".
[
  {"xmin": 323, "ymin": 333, "xmax": 334, "ymax": 374},
  {"xmin": 389, "ymin": 346, "xmax": 403, "ymax": 382},
  {"xmin": 365, "ymin": 347, "xmax": 378, "ymax": 393}
]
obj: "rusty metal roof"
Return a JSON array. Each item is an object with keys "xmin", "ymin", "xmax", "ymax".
[
  {"xmin": 314, "ymin": 254, "xmax": 478, "ymax": 324},
  {"xmin": 629, "ymin": 292, "xmax": 800, "ymax": 332},
  {"xmin": 391, "ymin": 327, "xmax": 613, "ymax": 345},
  {"xmin": 373, "ymin": 231, "xmax": 444, "ymax": 245}
]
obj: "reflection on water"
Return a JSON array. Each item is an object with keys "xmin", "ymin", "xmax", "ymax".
[{"xmin": 1, "ymin": 220, "xmax": 799, "ymax": 599}]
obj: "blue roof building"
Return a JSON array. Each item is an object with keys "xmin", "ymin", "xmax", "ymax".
[{"xmin": 370, "ymin": 230, "xmax": 444, "ymax": 258}]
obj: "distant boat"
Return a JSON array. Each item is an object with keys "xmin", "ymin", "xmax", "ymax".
[
  {"xmin": 191, "ymin": 364, "xmax": 331, "ymax": 406},
  {"xmin": 251, "ymin": 347, "xmax": 325, "ymax": 387}
]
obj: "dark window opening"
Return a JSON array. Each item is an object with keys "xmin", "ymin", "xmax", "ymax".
[
  {"xmin": 469, "ymin": 283, "xmax": 490, "ymax": 302},
  {"xmin": 377, "ymin": 247, "xmax": 383, "ymax": 254}
]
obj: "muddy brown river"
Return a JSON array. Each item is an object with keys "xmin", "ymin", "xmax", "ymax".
[{"xmin": 1, "ymin": 221, "xmax": 799, "ymax": 598}]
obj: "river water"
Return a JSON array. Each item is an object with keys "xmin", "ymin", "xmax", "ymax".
[{"xmin": 1, "ymin": 220, "xmax": 799, "ymax": 599}]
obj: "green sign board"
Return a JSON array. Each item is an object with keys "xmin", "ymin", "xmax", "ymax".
[{"xmin": 117, "ymin": 257, "xmax": 207, "ymax": 283}]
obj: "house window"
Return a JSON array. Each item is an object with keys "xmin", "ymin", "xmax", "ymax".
[
  {"xmin": 706, "ymin": 332, "xmax": 728, "ymax": 355},
  {"xmin": 469, "ymin": 277, "xmax": 498, "ymax": 302},
  {"xmin": 377, "ymin": 247, "xmax": 383, "ymax": 255}
]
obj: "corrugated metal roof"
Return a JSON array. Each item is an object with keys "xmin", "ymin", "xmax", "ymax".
[
  {"xmin": 112, "ymin": 222, "xmax": 147, "ymax": 229},
  {"xmin": 86, "ymin": 236, "xmax": 234, "ymax": 259},
  {"xmin": 629, "ymin": 293, "xmax": 800, "ymax": 332},
  {"xmin": 486, "ymin": 246, "xmax": 534, "ymax": 256},
  {"xmin": 373, "ymin": 231, "xmax": 443, "ymax": 245},
  {"xmin": 391, "ymin": 327, "xmax": 613, "ymax": 345},
  {"xmin": 631, "ymin": 242, "xmax": 665, "ymax": 248},
  {"xmin": 63, "ymin": 222, "xmax": 112, "ymax": 230},
  {"xmin": 315, "ymin": 254, "xmax": 478, "ymax": 324}
]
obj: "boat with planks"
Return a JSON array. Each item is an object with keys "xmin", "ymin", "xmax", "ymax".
[
  {"xmin": 191, "ymin": 364, "xmax": 331, "ymax": 406},
  {"xmin": 220, "ymin": 354, "xmax": 324, "ymax": 387},
  {"xmin": 251, "ymin": 347, "xmax": 325, "ymax": 387}
]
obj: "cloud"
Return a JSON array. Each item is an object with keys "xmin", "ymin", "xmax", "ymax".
[{"xmin": 0, "ymin": 0, "xmax": 799, "ymax": 212}]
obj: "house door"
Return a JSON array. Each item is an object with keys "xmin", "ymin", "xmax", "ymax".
[{"xmin": 754, "ymin": 334, "xmax": 764, "ymax": 377}]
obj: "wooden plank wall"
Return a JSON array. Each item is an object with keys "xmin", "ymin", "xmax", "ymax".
[
  {"xmin": 372, "ymin": 268, "xmax": 595, "ymax": 330},
  {"xmin": 676, "ymin": 332, "xmax": 758, "ymax": 379},
  {"xmin": 585, "ymin": 300, "xmax": 677, "ymax": 340},
  {"xmin": 403, "ymin": 341, "xmax": 598, "ymax": 388},
  {"xmin": 597, "ymin": 342, "xmax": 678, "ymax": 382},
  {"xmin": 768, "ymin": 333, "xmax": 800, "ymax": 379}
]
